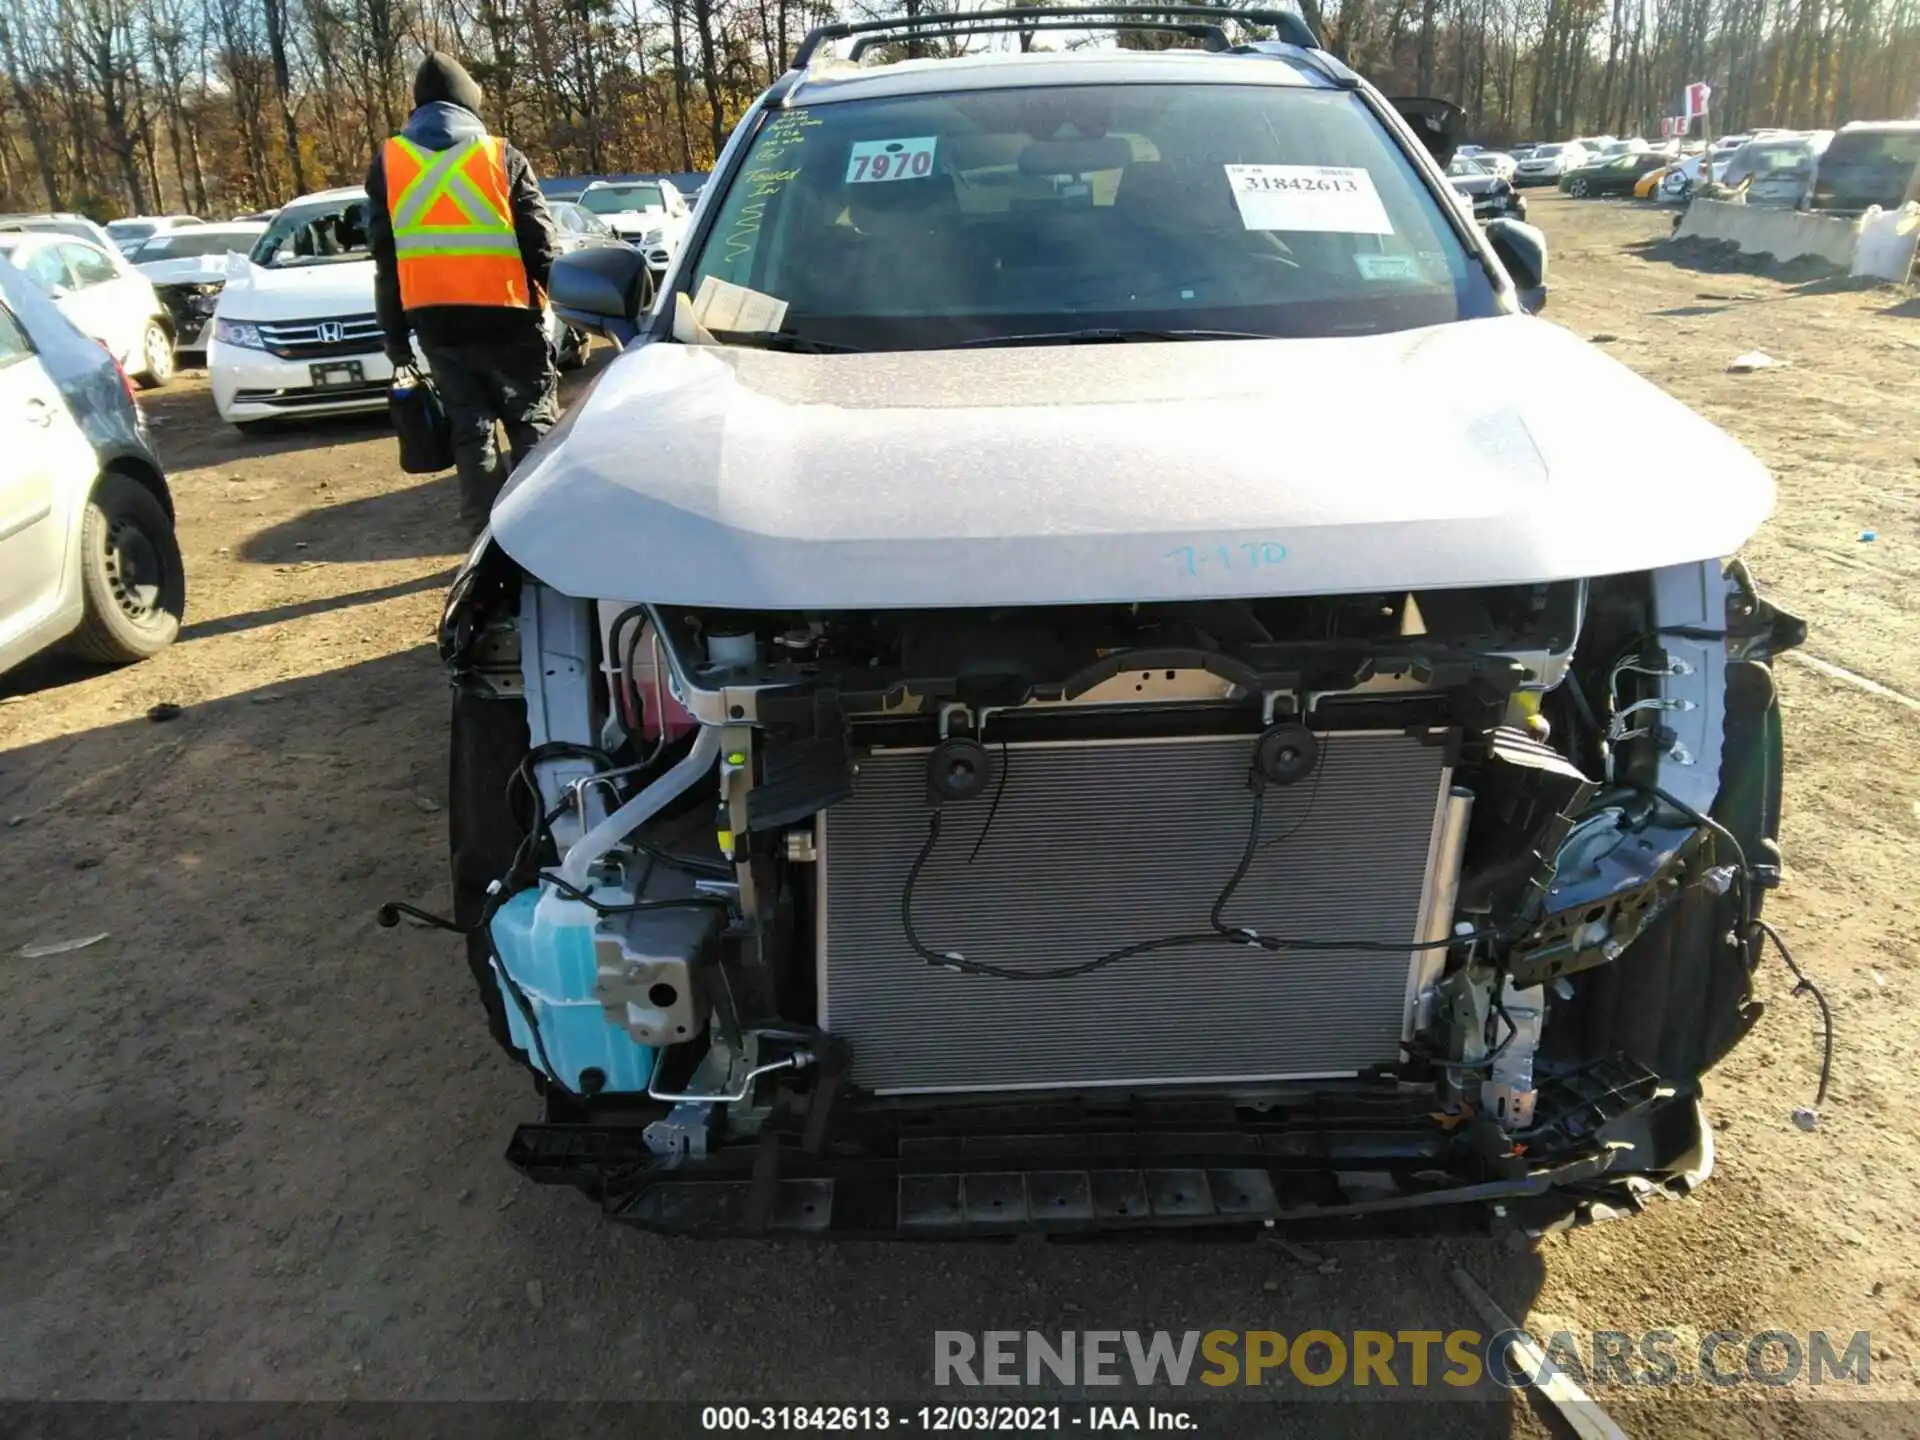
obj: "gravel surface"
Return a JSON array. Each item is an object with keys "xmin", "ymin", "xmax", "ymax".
[{"xmin": 2, "ymin": 194, "xmax": 1915, "ymax": 1436}]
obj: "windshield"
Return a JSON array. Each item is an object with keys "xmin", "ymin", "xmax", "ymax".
[
  {"xmin": 1746, "ymin": 142, "xmax": 1814, "ymax": 170},
  {"xmin": 1813, "ymin": 130, "xmax": 1920, "ymax": 208},
  {"xmin": 134, "ymin": 230, "xmax": 258, "ymax": 261},
  {"xmin": 686, "ymin": 83, "xmax": 1496, "ymax": 351},
  {"xmin": 248, "ymin": 198, "xmax": 372, "ymax": 267},
  {"xmin": 109, "ymin": 220, "xmax": 156, "ymax": 241},
  {"xmin": 1529, "ymin": 144, "xmax": 1569, "ymax": 158},
  {"xmin": 583, "ymin": 184, "xmax": 664, "ymax": 215}
]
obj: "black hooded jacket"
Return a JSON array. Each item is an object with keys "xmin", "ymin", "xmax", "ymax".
[{"xmin": 365, "ymin": 99, "xmax": 557, "ymax": 351}]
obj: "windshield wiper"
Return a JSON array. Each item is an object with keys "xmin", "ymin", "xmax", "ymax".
[
  {"xmin": 955, "ymin": 327, "xmax": 1276, "ymax": 348},
  {"xmin": 705, "ymin": 329, "xmax": 865, "ymax": 354}
]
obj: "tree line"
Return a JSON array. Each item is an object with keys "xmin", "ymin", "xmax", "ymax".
[{"xmin": 3, "ymin": 0, "xmax": 1916, "ymax": 219}]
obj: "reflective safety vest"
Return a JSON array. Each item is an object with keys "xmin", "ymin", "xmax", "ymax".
[{"xmin": 382, "ymin": 133, "xmax": 531, "ymax": 310}]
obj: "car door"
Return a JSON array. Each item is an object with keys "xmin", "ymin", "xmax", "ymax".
[
  {"xmin": 0, "ymin": 297, "xmax": 97, "ymax": 671},
  {"xmin": 58, "ymin": 242, "xmax": 140, "ymax": 365}
]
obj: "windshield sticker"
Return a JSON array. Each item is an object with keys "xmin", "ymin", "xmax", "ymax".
[
  {"xmin": 1224, "ymin": 165, "xmax": 1393, "ymax": 235},
  {"xmin": 1353, "ymin": 253, "xmax": 1420, "ymax": 280},
  {"xmin": 688, "ymin": 276, "xmax": 789, "ymax": 337},
  {"xmin": 847, "ymin": 137, "xmax": 938, "ymax": 184}
]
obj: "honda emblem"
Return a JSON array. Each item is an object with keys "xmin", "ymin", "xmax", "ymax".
[{"xmin": 318, "ymin": 321, "xmax": 344, "ymax": 344}]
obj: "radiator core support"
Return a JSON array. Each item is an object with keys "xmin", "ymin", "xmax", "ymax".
[{"xmin": 816, "ymin": 730, "xmax": 1456, "ymax": 1095}]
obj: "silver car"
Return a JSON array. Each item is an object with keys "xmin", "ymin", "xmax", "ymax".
[
  {"xmin": 428, "ymin": 7, "xmax": 1805, "ymax": 1242},
  {"xmin": 0, "ymin": 258, "xmax": 184, "ymax": 675}
]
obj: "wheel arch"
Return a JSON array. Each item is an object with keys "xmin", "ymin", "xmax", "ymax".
[{"xmin": 97, "ymin": 449, "xmax": 176, "ymax": 524}]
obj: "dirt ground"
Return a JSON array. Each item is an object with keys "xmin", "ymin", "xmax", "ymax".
[{"xmin": 1, "ymin": 194, "xmax": 1916, "ymax": 1437}]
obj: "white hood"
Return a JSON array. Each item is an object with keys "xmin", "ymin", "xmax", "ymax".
[
  {"xmin": 492, "ymin": 316, "xmax": 1774, "ymax": 609},
  {"xmin": 215, "ymin": 257, "xmax": 376, "ymax": 321},
  {"xmin": 602, "ymin": 209, "xmax": 672, "ymax": 240}
]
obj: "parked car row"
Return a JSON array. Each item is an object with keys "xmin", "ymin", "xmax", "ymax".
[{"xmin": 1502, "ymin": 118, "xmax": 1920, "ymax": 214}]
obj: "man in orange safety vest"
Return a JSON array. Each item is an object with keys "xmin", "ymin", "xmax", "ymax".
[{"xmin": 366, "ymin": 53, "xmax": 559, "ymax": 535}]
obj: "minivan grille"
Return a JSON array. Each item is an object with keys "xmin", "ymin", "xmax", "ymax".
[{"xmin": 258, "ymin": 313, "xmax": 384, "ymax": 360}]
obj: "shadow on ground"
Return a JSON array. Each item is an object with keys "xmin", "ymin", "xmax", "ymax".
[
  {"xmin": 179, "ymin": 568, "xmax": 459, "ymax": 641},
  {"xmin": 142, "ymin": 382, "xmax": 394, "ymax": 462},
  {"xmin": 0, "ymin": 648, "xmax": 1546, "ymax": 1426},
  {"xmin": 237, "ymin": 474, "xmax": 465, "ymax": 564}
]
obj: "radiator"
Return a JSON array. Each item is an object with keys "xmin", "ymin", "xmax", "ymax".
[{"xmin": 816, "ymin": 731, "xmax": 1454, "ymax": 1095}]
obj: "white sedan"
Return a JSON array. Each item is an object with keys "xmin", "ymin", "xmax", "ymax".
[{"xmin": 0, "ymin": 231, "xmax": 175, "ymax": 388}]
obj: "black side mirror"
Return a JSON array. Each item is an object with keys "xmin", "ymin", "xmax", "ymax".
[
  {"xmin": 1484, "ymin": 217, "xmax": 1549, "ymax": 313},
  {"xmin": 1389, "ymin": 96, "xmax": 1466, "ymax": 169},
  {"xmin": 549, "ymin": 246, "xmax": 654, "ymax": 345}
]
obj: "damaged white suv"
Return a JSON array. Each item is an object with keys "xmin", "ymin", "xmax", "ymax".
[{"xmin": 415, "ymin": 6, "xmax": 1805, "ymax": 1238}]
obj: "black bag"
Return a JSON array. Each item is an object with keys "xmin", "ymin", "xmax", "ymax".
[{"xmin": 390, "ymin": 365, "xmax": 454, "ymax": 474}]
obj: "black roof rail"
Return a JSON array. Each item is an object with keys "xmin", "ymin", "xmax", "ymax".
[
  {"xmin": 850, "ymin": 17, "xmax": 1237, "ymax": 59},
  {"xmin": 792, "ymin": 5, "xmax": 1321, "ymax": 69}
]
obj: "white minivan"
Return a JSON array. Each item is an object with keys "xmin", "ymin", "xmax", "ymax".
[
  {"xmin": 208, "ymin": 187, "xmax": 397, "ymax": 430},
  {"xmin": 210, "ymin": 186, "xmax": 583, "ymax": 431}
]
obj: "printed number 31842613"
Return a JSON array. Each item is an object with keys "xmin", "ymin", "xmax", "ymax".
[{"xmin": 1166, "ymin": 542, "xmax": 1288, "ymax": 578}]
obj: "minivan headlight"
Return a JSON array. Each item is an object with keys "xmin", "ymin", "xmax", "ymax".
[{"xmin": 214, "ymin": 318, "xmax": 265, "ymax": 349}]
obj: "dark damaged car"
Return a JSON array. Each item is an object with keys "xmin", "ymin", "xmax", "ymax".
[{"xmin": 417, "ymin": 7, "xmax": 1805, "ymax": 1239}]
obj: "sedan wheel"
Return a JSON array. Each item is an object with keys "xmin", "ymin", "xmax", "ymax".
[
  {"xmin": 136, "ymin": 321, "xmax": 174, "ymax": 389},
  {"xmin": 1568, "ymin": 178, "xmax": 1590, "ymax": 198},
  {"xmin": 68, "ymin": 473, "xmax": 185, "ymax": 663}
]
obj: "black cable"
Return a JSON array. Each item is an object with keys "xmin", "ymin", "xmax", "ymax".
[
  {"xmin": 636, "ymin": 837, "xmax": 735, "ymax": 878},
  {"xmin": 1257, "ymin": 729, "xmax": 1328, "ymax": 852},
  {"xmin": 1209, "ymin": 783, "xmax": 1267, "ymax": 934},
  {"xmin": 1211, "ymin": 780, "xmax": 1478, "ymax": 954},
  {"xmin": 537, "ymin": 869, "xmax": 730, "ymax": 916},
  {"xmin": 1562, "ymin": 668, "xmax": 1602, "ymax": 739},
  {"xmin": 1633, "ymin": 782, "xmax": 1755, "ymax": 950},
  {"xmin": 1614, "ymin": 785, "xmax": 1834, "ymax": 1107},
  {"xmin": 967, "ymin": 739, "xmax": 1011, "ymax": 864},
  {"xmin": 494, "ymin": 956, "xmax": 578, "ymax": 1098},
  {"xmin": 901, "ymin": 790, "xmax": 1485, "ymax": 982},
  {"xmin": 1754, "ymin": 918, "xmax": 1833, "ymax": 1108},
  {"xmin": 376, "ymin": 901, "xmax": 477, "ymax": 933},
  {"xmin": 606, "ymin": 604, "xmax": 649, "ymax": 730}
]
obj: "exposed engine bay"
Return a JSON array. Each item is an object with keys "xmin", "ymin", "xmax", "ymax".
[{"xmin": 430, "ymin": 549, "xmax": 1804, "ymax": 1237}]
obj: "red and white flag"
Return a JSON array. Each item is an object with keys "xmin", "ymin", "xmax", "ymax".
[{"xmin": 1684, "ymin": 81, "xmax": 1712, "ymax": 119}]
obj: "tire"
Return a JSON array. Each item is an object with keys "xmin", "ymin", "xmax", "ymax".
[
  {"xmin": 67, "ymin": 472, "xmax": 186, "ymax": 664},
  {"xmin": 1568, "ymin": 178, "xmax": 1590, "ymax": 198},
  {"xmin": 449, "ymin": 685, "xmax": 534, "ymax": 1066},
  {"xmin": 135, "ymin": 321, "xmax": 174, "ymax": 389}
]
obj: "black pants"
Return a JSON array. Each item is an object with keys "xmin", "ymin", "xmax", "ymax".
[{"xmin": 419, "ymin": 331, "xmax": 559, "ymax": 535}]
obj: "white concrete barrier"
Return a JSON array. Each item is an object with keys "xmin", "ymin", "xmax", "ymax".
[
  {"xmin": 1852, "ymin": 203, "xmax": 1920, "ymax": 283},
  {"xmin": 1675, "ymin": 198, "xmax": 1863, "ymax": 269}
]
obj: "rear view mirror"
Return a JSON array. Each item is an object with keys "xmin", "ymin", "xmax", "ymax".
[
  {"xmin": 1389, "ymin": 97, "xmax": 1466, "ymax": 169},
  {"xmin": 550, "ymin": 246, "xmax": 654, "ymax": 345},
  {"xmin": 1485, "ymin": 218, "xmax": 1549, "ymax": 313},
  {"xmin": 1019, "ymin": 138, "xmax": 1135, "ymax": 175}
]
